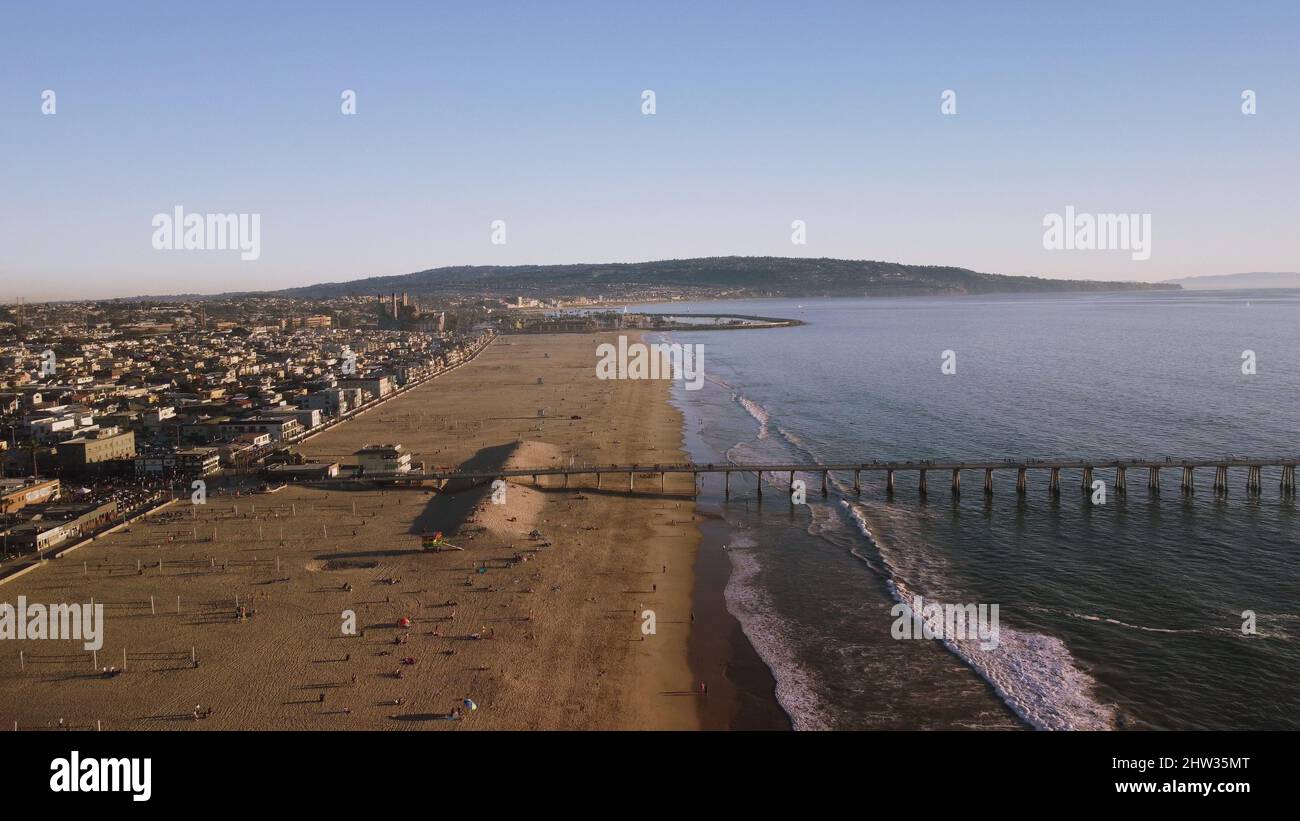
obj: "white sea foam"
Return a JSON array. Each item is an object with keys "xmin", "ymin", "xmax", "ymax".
[
  {"xmin": 735, "ymin": 395, "xmax": 770, "ymax": 439},
  {"xmin": 722, "ymin": 535, "xmax": 832, "ymax": 730},
  {"xmin": 1065, "ymin": 613, "xmax": 1200, "ymax": 634},
  {"xmin": 706, "ymin": 373, "xmax": 772, "ymax": 440},
  {"xmin": 1064, "ymin": 611, "xmax": 1293, "ymax": 641},
  {"xmin": 703, "ymin": 363, "xmax": 1116, "ymax": 730},
  {"xmin": 842, "ymin": 500, "xmax": 1119, "ymax": 731}
]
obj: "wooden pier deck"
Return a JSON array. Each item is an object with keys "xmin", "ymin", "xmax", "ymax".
[{"xmin": 314, "ymin": 458, "xmax": 1300, "ymax": 499}]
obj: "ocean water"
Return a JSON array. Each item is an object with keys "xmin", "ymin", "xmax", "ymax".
[{"xmin": 643, "ymin": 291, "xmax": 1300, "ymax": 730}]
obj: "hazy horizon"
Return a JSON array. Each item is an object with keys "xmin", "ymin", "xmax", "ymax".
[
  {"xmin": 9, "ymin": 257, "xmax": 1300, "ymax": 304},
  {"xmin": 3, "ymin": 0, "xmax": 1298, "ymax": 300}
]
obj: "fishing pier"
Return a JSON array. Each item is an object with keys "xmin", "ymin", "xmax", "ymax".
[{"xmin": 318, "ymin": 458, "xmax": 1299, "ymax": 500}]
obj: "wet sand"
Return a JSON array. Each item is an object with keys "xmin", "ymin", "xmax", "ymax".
[{"xmin": 0, "ymin": 333, "xmax": 786, "ymax": 730}]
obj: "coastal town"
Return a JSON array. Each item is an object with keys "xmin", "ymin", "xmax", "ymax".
[
  {"xmin": 0, "ymin": 287, "xmax": 793, "ymax": 570},
  {"xmin": 0, "ymin": 294, "xmax": 497, "ymax": 567},
  {"xmin": 0, "ymin": 297, "xmax": 717, "ymax": 732}
]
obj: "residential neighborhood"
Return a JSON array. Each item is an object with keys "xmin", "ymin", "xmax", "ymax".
[{"xmin": 0, "ymin": 295, "xmax": 494, "ymax": 564}]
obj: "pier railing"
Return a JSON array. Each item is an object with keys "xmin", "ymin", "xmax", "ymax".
[{"xmin": 312, "ymin": 458, "xmax": 1299, "ymax": 498}]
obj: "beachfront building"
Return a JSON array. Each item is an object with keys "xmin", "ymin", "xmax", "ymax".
[
  {"xmin": 211, "ymin": 416, "xmax": 303, "ymax": 443},
  {"xmin": 177, "ymin": 447, "xmax": 221, "ymax": 477},
  {"xmin": 303, "ymin": 386, "xmax": 363, "ymax": 417},
  {"xmin": 262, "ymin": 406, "xmax": 322, "ymax": 434},
  {"xmin": 135, "ymin": 445, "xmax": 220, "ymax": 477},
  {"xmin": 265, "ymin": 461, "xmax": 340, "ymax": 481},
  {"xmin": 219, "ymin": 433, "xmax": 273, "ymax": 468},
  {"xmin": 355, "ymin": 443, "xmax": 411, "ymax": 475},
  {"xmin": 3, "ymin": 499, "xmax": 117, "ymax": 554},
  {"xmin": 55, "ymin": 429, "xmax": 137, "ymax": 474},
  {"xmin": 338, "ymin": 375, "xmax": 393, "ymax": 401},
  {"xmin": 0, "ymin": 478, "xmax": 61, "ymax": 515}
]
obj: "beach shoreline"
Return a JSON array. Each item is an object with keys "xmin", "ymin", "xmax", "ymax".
[
  {"xmin": 688, "ymin": 510, "xmax": 792, "ymax": 730},
  {"xmin": 0, "ymin": 332, "xmax": 791, "ymax": 731}
]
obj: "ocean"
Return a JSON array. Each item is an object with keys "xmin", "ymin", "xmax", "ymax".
[{"xmin": 642, "ymin": 290, "xmax": 1300, "ymax": 730}]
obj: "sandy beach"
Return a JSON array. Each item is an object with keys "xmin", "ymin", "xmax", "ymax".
[{"xmin": 0, "ymin": 333, "xmax": 780, "ymax": 730}]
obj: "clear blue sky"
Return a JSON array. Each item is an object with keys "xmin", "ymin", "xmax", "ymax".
[{"xmin": 1, "ymin": 0, "xmax": 1296, "ymax": 299}]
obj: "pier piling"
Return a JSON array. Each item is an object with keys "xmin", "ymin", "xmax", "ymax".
[{"xmin": 323, "ymin": 457, "xmax": 1300, "ymax": 504}]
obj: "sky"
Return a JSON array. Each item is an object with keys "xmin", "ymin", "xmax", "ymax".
[{"xmin": 0, "ymin": 0, "xmax": 1297, "ymax": 300}]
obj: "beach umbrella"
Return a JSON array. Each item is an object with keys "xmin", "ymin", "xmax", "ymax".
[
  {"xmin": 463, "ymin": 699, "xmax": 477, "ymax": 712},
  {"xmin": 397, "ymin": 617, "xmax": 411, "ymax": 628}
]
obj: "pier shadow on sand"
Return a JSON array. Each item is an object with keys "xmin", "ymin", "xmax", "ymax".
[
  {"xmin": 528, "ymin": 485, "xmax": 693, "ymax": 502},
  {"xmin": 408, "ymin": 442, "xmax": 519, "ymax": 537},
  {"xmin": 308, "ymin": 442, "xmax": 518, "ymax": 562}
]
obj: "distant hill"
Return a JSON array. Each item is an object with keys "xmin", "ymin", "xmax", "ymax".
[
  {"xmin": 1161, "ymin": 272, "xmax": 1300, "ymax": 290},
  {"xmin": 272, "ymin": 256, "xmax": 1176, "ymax": 300}
]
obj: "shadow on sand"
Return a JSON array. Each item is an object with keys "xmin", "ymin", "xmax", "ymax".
[
  {"xmin": 409, "ymin": 442, "xmax": 520, "ymax": 537},
  {"xmin": 306, "ymin": 442, "xmax": 521, "ymax": 562}
]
